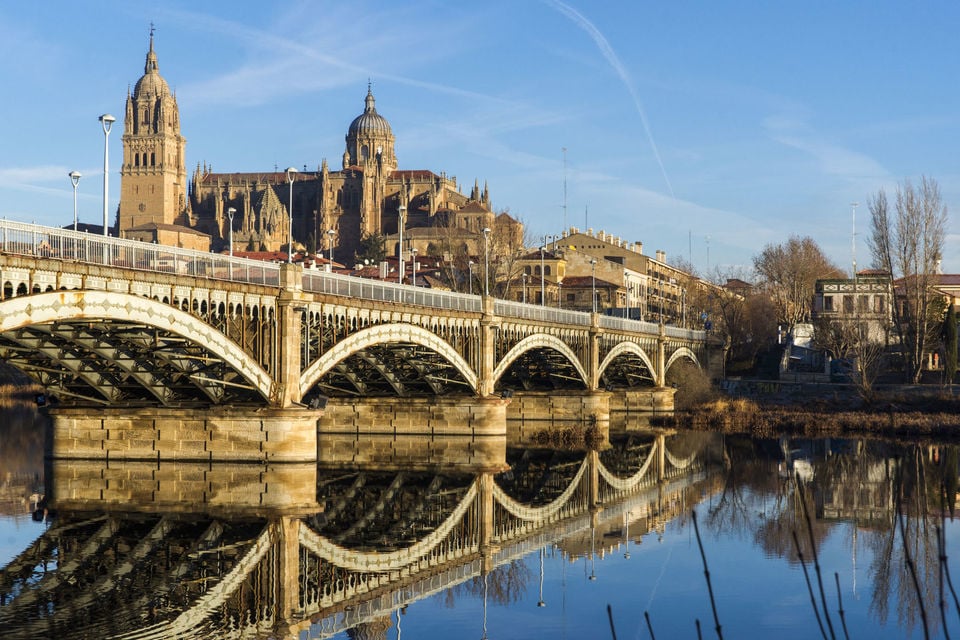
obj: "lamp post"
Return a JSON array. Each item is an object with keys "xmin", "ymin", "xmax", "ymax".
[
  {"xmin": 98, "ymin": 114, "xmax": 115, "ymax": 237},
  {"xmin": 285, "ymin": 167, "xmax": 298, "ymax": 263},
  {"xmin": 482, "ymin": 227, "xmax": 491, "ymax": 297},
  {"xmin": 468, "ymin": 260, "xmax": 474, "ymax": 295},
  {"xmin": 411, "ymin": 247, "xmax": 418, "ymax": 287},
  {"xmin": 69, "ymin": 171, "xmax": 81, "ymax": 232},
  {"xmin": 539, "ymin": 245, "xmax": 546, "ymax": 305},
  {"xmin": 591, "ymin": 258, "xmax": 597, "ymax": 313},
  {"xmin": 522, "ymin": 273, "xmax": 528, "ymax": 304},
  {"xmin": 227, "ymin": 207, "xmax": 235, "ymax": 257},
  {"xmin": 398, "ymin": 205, "xmax": 406, "ymax": 284},
  {"xmin": 537, "ymin": 546, "xmax": 547, "ymax": 607},
  {"xmin": 327, "ymin": 229, "xmax": 335, "ymax": 271}
]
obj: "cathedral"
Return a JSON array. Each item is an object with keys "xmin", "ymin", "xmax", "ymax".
[{"xmin": 117, "ymin": 33, "xmax": 517, "ymax": 262}]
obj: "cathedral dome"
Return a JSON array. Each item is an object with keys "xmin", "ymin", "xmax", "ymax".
[
  {"xmin": 348, "ymin": 87, "xmax": 392, "ymax": 137},
  {"xmin": 133, "ymin": 35, "xmax": 171, "ymax": 98}
]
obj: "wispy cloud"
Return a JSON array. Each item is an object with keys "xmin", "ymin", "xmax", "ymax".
[
  {"xmin": 762, "ymin": 115, "xmax": 889, "ymax": 180},
  {"xmin": 542, "ymin": 0, "xmax": 674, "ymax": 198}
]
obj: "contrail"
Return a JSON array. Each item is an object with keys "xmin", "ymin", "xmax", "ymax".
[{"xmin": 544, "ymin": 0, "xmax": 675, "ymax": 198}]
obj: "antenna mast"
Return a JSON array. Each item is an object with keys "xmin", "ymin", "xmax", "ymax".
[
  {"xmin": 851, "ymin": 202, "xmax": 859, "ymax": 276},
  {"xmin": 562, "ymin": 147, "xmax": 568, "ymax": 231}
]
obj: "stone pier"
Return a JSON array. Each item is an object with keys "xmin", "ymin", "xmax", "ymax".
[
  {"xmin": 318, "ymin": 395, "xmax": 510, "ymax": 470},
  {"xmin": 50, "ymin": 407, "xmax": 322, "ymax": 463}
]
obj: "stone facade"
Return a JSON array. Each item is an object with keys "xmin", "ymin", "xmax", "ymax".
[{"xmin": 115, "ymin": 35, "xmax": 519, "ymax": 262}]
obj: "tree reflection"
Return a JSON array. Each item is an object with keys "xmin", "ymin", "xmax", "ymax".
[
  {"xmin": 706, "ymin": 436, "xmax": 960, "ymax": 638},
  {"xmin": 444, "ymin": 560, "xmax": 532, "ymax": 607}
]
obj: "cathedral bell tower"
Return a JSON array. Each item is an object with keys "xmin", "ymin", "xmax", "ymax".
[{"xmin": 119, "ymin": 30, "xmax": 188, "ymax": 234}]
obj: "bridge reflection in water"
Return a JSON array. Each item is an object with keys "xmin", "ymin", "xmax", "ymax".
[{"xmin": 0, "ymin": 430, "xmax": 722, "ymax": 639}]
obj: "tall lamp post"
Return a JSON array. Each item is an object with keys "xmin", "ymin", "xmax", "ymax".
[
  {"xmin": 591, "ymin": 258, "xmax": 598, "ymax": 313},
  {"xmin": 98, "ymin": 114, "xmax": 115, "ymax": 237},
  {"xmin": 411, "ymin": 247, "xmax": 418, "ymax": 287},
  {"xmin": 482, "ymin": 227, "xmax": 491, "ymax": 296},
  {"xmin": 285, "ymin": 167, "xmax": 298, "ymax": 263},
  {"xmin": 468, "ymin": 260, "xmax": 474, "ymax": 295},
  {"xmin": 398, "ymin": 205, "xmax": 406, "ymax": 284},
  {"xmin": 227, "ymin": 207, "xmax": 236, "ymax": 257},
  {"xmin": 327, "ymin": 229, "xmax": 336, "ymax": 271},
  {"xmin": 69, "ymin": 171, "xmax": 82, "ymax": 232},
  {"xmin": 522, "ymin": 273, "xmax": 528, "ymax": 304},
  {"xmin": 539, "ymin": 245, "xmax": 546, "ymax": 305}
]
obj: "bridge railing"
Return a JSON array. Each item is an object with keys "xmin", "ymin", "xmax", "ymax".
[
  {"xmin": 0, "ymin": 219, "xmax": 282, "ymax": 286},
  {"xmin": 494, "ymin": 299, "xmax": 591, "ymax": 326},
  {"xmin": 302, "ymin": 270, "xmax": 482, "ymax": 312},
  {"xmin": 598, "ymin": 313, "xmax": 706, "ymax": 340}
]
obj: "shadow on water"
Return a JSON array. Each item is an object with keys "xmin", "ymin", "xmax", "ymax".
[{"xmin": 0, "ymin": 398, "xmax": 48, "ymax": 518}]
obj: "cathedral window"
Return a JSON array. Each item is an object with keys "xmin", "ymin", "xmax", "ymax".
[
  {"xmin": 135, "ymin": 154, "xmax": 140, "ymax": 167},
  {"xmin": 151, "ymin": 152, "xmax": 156, "ymax": 167}
]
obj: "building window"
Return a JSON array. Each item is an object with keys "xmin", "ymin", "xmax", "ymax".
[
  {"xmin": 823, "ymin": 295, "xmax": 834, "ymax": 312},
  {"xmin": 544, "ymin": 266, "xmax": 552, "ymax": 276},
  {"xmin": 843, "ymin": 295, "xmax": 854, "ymax": 313},
  {"xmin": 858, "ymin": 295, "xmax": 870, "ymax": 311},
  {"xmin": 874, "ymin": 296, "xmax": 885, "ymax": 313}
]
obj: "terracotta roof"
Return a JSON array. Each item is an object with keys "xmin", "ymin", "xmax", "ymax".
[{"xmin": 459, "ymin": 201, "xmax": 490, "ymax": 213}]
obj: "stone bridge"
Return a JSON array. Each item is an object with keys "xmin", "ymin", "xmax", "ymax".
[{"xmin": 0, "ymin": 221, "xmax": 723, "ymax": 462}]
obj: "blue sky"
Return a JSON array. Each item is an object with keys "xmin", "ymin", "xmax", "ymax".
[{"xmin": 2, "ymin": 1, "xmax": 959, "ymax": 276}]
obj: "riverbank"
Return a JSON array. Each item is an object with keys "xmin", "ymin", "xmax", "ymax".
[{"xmin": 655, "ymin": 385, "xmax": 960, "ymax": 440}]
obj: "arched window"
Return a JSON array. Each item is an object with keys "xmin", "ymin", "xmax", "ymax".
[
  {"xmin": 151, "ymin": 152, "xmax": 156, "ymax": 166},
  {"xmin": 544, "ymin": 266, "xmax": 552, "ymax": 276},
  {"xmin": 135, "ymin": 154, "xmax": 140, "ymax": 167}
]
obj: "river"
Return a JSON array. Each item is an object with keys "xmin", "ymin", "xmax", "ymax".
[{"xmin": 0, "ymin": 401, "xmax": 957, "ymax": 639}]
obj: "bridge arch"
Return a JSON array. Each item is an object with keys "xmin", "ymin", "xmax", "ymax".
[
  {"xmin": 492, "ymin": 334, "xmax": 589, "ymax": 387},
  {"xmin": 0, "ymin": 291, "xmax": 274, "ymax": 404},
  {"xmin": 598, "ymin": 341, "xmax": 658, "ymax": 382},
  {"xmin": 300, "ymin": 322, "xmax": 479, "ymax": 395},
  {"xmin": 665, "ymin": 346, "xmax": 701, "ymax": 375}
]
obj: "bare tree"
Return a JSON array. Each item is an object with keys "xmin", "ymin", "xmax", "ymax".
[
  {"xmin": 753, "ymin": 236, "xmax": 843, "ymax": 331},
  {"xmin": 868, "ymin": 177, "xmax": 948, "ymax": 383}
]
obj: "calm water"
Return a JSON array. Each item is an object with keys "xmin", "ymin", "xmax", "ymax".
[{"xmin": 2, "ymin": 402, "xmax": 959, "ymax": 639}]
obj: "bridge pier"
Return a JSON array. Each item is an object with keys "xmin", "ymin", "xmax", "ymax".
[
  {"xmin": 318, "ymin": 395, "xmax": 509, "ymax": 470},
  {"xmin": 608, "ymin": 387, "xmax": 677, "ymax": 415},
  {"xmin": 506, "ymin": 391, "xmax": 610, "ymax": 446},
  {"xmin": 50, "ymin": 407, "xmax": 322, "ymax": 463}
]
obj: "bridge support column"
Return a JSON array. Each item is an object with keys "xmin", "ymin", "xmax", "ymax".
[
  {"xmin": 276, "ymin": 263, "xmax": 307, "ymax": 408},
  {"xmin": 608, "ymin": 387, "xmax": 677, "ymax": 415},
  {"xmin": 588, "ymin": 313, "xmax": 601, "ymax": 390},
  {"xmin": 278, "ymin": 516, "xmax": 302, "ymax": 622},
  {"xmin": 656, "ymin": 322, "xmax": 667, "ymax": 387},
  {"xmin": 478, "ymin": 296, "xmax": 499, "ymax": 397},
  {"xmin": 478, "ymin": 473, "xmax": 498, "ymax": 572}
]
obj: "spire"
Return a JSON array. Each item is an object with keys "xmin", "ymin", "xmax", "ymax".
[
  {"xmin": 145, "ymin": 24, "xmax": 159, "ymax": 74},
  {"xmin": 364, "ymin": 82, "xmax": 376, "ymax": 113}
]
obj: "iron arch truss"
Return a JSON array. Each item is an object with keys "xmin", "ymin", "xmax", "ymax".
[
  {"xmin": 300, "ymin": 323, "xmax": 478, "ymax": 398},
  {"xmin": 0, "ymin": 291, "xmax": 273, "ymax": 407}
]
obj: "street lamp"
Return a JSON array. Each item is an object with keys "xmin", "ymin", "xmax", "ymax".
[
  {"xmin": 482, "ymin": 227, "xmax": 491, "ymax": 297},
  {"xmin": 411, "ymin": 247, "xmax": 418, "ymax": 287},
  {"xmin": 591, "ymin": 258, "xmax": 598, "ymax": 313},
  {"xmin": 327, "ymin": 229, "xmax": 336, "ymax": 271},
  {"xmin": 468, "ymin": 260, "xmax": 474, "ymax": 295},
  {"xmin": 539, "ymin": 245, "xmax": 546, "ymax": 305},
  {"xmin": 227, "ymin": 207, "xmax": 236, "ymax": 257},
  {"xmin": 98, "ymin": 114, "xmax": 115, "ymax": 236},
  {"xmin": 398, "ymin": 205, "xmax": 406, "ymax": 284},
  {"xmin": 285, "ymin": 167, "xmax": 298, "ymax": 263},
  {"xmin": 522, "ymin": 273, "xmax": 528, "ymax": 304},
  {"xmin": 69, "ymin": 171, "xmax": 81, "ymax": 232}
]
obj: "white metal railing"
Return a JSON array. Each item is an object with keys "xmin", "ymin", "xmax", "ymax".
[
  {"xmin": 0, "ymin": 220, "xmax": 706, "ymax": 341},
  {"xmin": 0, "ymin": 219, "xmax": 281, "ymax": 287},
  {"xmin": 597, "ymin": 313, "xmax": 705, "ymax": 340},
  {"xmin": 301, "ymin": 270, "xmax": 482, "ymax": 313},
  {"xmin": 494, "ymin": 299, "xmax": 591, "ymax": 326}
]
